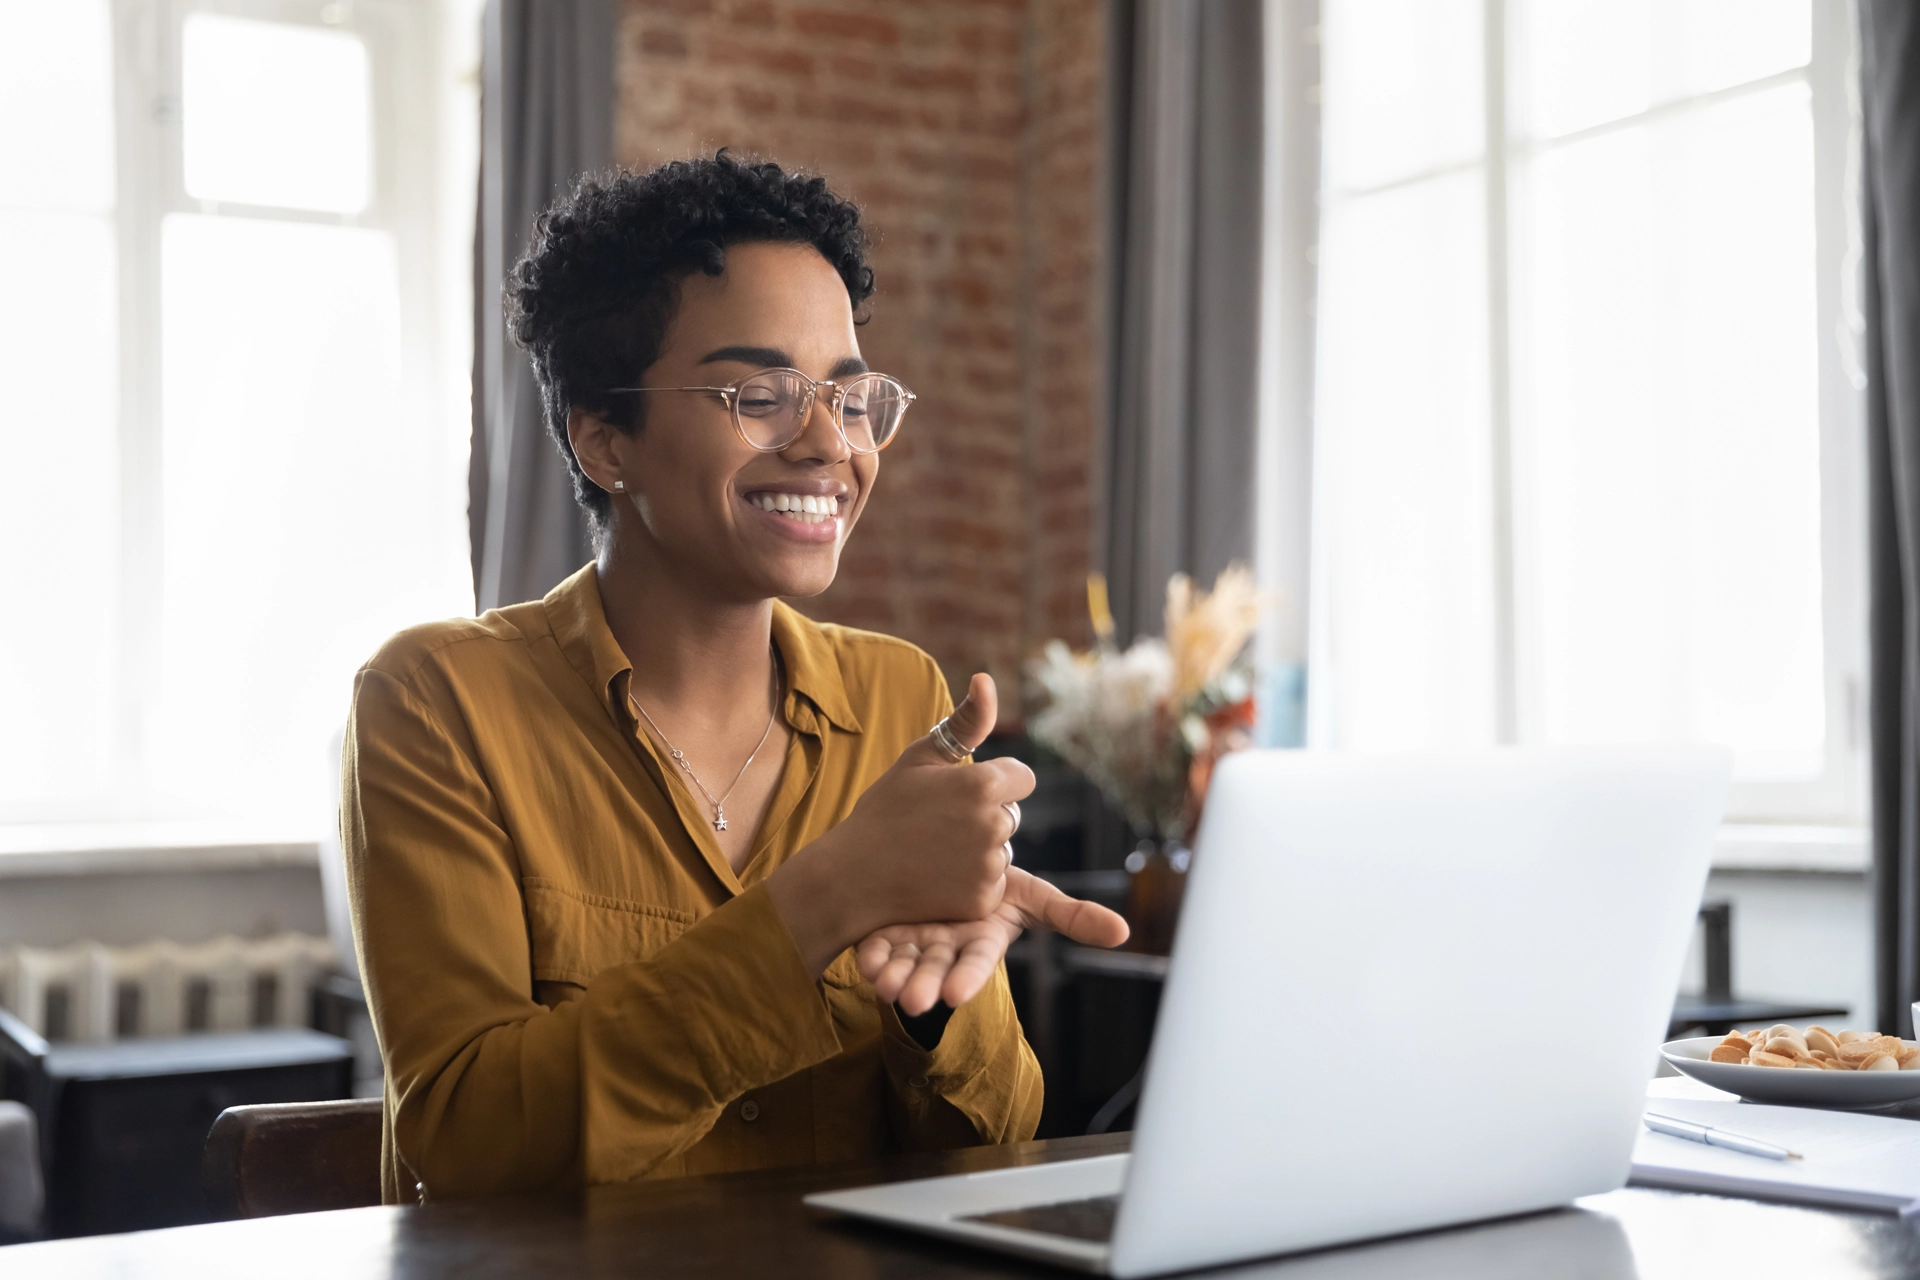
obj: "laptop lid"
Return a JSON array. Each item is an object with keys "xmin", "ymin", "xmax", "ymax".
[{"xmin": 1108, "ymin": 746, "xmax": 1727, "ymax": 1278}]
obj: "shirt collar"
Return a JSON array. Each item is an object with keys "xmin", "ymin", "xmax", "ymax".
[
  {"xmin": 544, "ymin": 564, "xmax": 862, "ymax": 736},
  {"xmin": 545, "ymin": 564, "xmax": 635, "ymax": 724},
  {"xmin": 771, "ymin": 600, "xmax": 862, "ymax": 735}
]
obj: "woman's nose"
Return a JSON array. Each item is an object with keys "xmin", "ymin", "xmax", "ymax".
[{"xmin": 780, "ymin": 388, "xmax": 851, "ymax": 464}]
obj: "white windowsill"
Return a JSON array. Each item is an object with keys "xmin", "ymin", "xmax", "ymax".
[
  {"xmin": 1711, "ymin": 823, "xmax": 1869, "ymax": 875},
  {"xmin": 0, "ymin": 820, "xmax": 1869, "ymax": 879},
  {"xmin": 0, "ymin": 821, "xmax": 321, "ymax": 879}
]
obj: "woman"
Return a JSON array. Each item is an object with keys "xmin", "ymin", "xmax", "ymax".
[{"xmin": 342, "ymin": 154, "xmax": 1128, "ymax": 1203}]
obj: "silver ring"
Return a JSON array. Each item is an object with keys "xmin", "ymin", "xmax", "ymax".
[
  {"xmin": 1003, "ymin": 841, "xmax": 1015, "ymax": 868},
  {"xmin": 1002, "ymin": 800, "xmax": 1021, "ymax": 836},
  {"xmin": 928, "ymin": 717, "xmax": 972, "ymax": 764}
]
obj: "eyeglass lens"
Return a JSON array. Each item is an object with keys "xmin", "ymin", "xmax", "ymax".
[{"xmin": 735, "ymin": 370, "xmax": 908, "ymax": 453}]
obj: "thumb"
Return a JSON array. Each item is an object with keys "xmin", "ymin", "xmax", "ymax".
[
  {"xmin": 946, "ymin": 673, "xmax": 998, "ymax": 751},
  {"xmin": 903, "ymin": 672, "xmax": 998, "ymax": 766}
]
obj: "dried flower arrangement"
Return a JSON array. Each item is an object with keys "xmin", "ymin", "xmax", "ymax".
[{"xmin": 1026, "ymin": 564, "xmax": 1263, "ymax": 844}]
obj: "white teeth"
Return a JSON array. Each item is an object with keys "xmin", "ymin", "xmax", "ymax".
[{"xmin": 748, "ymin": 493, "xmax": 839, "ymax": 524}]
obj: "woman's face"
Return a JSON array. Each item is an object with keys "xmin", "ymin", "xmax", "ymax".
[{"xmin": 580, "ymin": 241, "xmax": 880, "ymax": 602}]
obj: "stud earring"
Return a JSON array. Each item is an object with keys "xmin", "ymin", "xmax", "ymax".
[{"xmin": 613, "ymin": 480, "xmax": 625, "ymax": 491}]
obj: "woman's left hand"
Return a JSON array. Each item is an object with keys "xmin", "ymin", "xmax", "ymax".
[{"xmin": 856, "ymin": 867, "xmax": 1130, "ymax": 1015}]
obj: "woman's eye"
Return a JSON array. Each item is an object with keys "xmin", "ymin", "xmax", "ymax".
[{"xmin": 739, "ymin": 396, "xmax": 782, "ymax": 415}]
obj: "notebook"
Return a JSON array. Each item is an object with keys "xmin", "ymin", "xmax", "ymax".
[{"xmin": 1630, "ymin": 1097, "xmax": 1920, "ymax": 1216}]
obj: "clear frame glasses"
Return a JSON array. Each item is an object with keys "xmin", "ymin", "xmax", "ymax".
[{"xmin": 607, "ymin": 367, "xmax": 916, "ymax": 454}]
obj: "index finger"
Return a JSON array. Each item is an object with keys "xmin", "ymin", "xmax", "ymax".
[
  {"xmin": 973, "ymin": 756, "xmax": 1036, "ymax": 803},
  {"xmin": 1024, "ymin": 877, "xmax": 1131, "ymax": 949},
  {"xmin": 938, "ymin": 935, "xmax": 1007, "ymax": 1009}
]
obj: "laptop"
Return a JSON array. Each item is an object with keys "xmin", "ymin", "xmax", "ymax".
[{"xmin": 806, "ymin": 746, "xmax": 1728, "ymax": 1277}]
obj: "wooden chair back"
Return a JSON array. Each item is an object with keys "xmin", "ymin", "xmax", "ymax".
[{"xmin": 202, "ymin": 1098, "xmax": 383, "ymax": 1219}]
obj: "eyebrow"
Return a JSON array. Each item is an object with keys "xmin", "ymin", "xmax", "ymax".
[
  {"xmin": 699, "ymin": 345, "xmax": 790, "ymax": 368},
  {"xmin": 698, "ymin": 345, "xmax": 869, "ymax": 380}
]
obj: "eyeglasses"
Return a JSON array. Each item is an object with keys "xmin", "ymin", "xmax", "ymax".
[{"xmin": 607, "ymin": 367, "xmax": 916, "ymax": 454}]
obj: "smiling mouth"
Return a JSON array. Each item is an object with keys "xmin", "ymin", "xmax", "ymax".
[{"xmin": 746, "ymin": 492, "xmax": 843, "ymax": 525}]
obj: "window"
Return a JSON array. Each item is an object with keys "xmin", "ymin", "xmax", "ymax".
[
  {"xmin": 0, "ymin": 0, "xmax": 478, "ymax": 842},
  {"xmin": 1307, "ymin": 0, "xmax": 1863, "ymax": 822}
]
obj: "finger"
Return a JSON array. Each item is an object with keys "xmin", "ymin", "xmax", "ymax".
[
  {"xmin": 939, "ymin": 935, "xmax": 1006, "ymax": 1008},
  {"xmin": 897, "ymin": 941, "xmax": 957, "ymax": 1016},
  {"xmin": 872, "ymin": 945, "xmax": 924, "ymax": 1003},
  {"xmin": 975, "ymin": 756, "xmax": 1037, "ymax": 804},
  {"xmin": 855, "ymin": 932, "xmax": 897, "ymax": 982},
  {"xmin": 1008, "ymin": 870, "xmax": 1131, "ymax": 948}
]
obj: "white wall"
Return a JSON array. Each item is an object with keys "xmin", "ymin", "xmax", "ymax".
[{"xmin": 1680, "ymin": 869, "xmax": 1873, "ymax": 1030}]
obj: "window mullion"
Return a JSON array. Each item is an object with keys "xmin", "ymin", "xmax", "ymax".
[
  {"xmin": 109, "ymin": 0, "xmax": 173, "ymax": 817},
  {"xmin": 1485, "ymin": 0, "xmax": 1518, "ymax": 745}
]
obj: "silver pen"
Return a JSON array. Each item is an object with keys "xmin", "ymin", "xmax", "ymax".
[{"xmin": 1644, "ymin": 1112, "xmax": 1802, "ymax": 1161}]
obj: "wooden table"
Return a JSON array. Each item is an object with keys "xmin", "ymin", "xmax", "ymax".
[{"xmin": 8, "ymin": 1123, "xmax": 1920, "ymax": 1279}]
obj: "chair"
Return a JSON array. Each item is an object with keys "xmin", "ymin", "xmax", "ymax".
[
  {"xmin": 202, "ymin": 1098, "xmax": 384, "ymax": 1219},
  {"xmin": 0, "ymin": 1005, "xmax": 356, "ymax": 1236},
  {"xmin": 0, "ymin": 1100, "xmax": 43, "ymax": 1242}
]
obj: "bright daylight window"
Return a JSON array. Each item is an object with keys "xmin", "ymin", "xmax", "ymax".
[
  {"xmin": 1308, "ymin": 0, "xmax": 1864, "ymax": 822},
  {"xmin": 0, "ymin": 0, "xmax": 476, "ymax": 844}
]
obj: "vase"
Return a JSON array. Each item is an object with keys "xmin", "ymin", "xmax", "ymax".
[{"xmin": 1123, "ymin": 839, "xmax": 1190, "ymax": 956}]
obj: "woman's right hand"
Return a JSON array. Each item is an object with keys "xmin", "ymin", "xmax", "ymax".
[{"xmin": 767, "ymin": 673, "xmax": 1034, "ymax": 975}]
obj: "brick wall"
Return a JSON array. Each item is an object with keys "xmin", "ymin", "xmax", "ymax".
[{"xmin": 615, "ymin": 0, "xmax": 1105, "ymax": 722}]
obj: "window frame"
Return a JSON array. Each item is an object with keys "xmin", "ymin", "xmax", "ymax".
[
  {"xmin": 103, "ymin": 0, "xmax": 437, "ymax": 828},
  {"xmin": 1303, "ymin": 0, "xmax": 1866, "ymax": 825},
  {"xmin": 0, "ymin": 0, "xmax": 462, "ymax": 833}
]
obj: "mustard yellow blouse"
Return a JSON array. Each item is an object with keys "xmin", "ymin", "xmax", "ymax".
[{"xmin": 341, "ymin": 565, "xmax": 1041, "ymax": 1204}]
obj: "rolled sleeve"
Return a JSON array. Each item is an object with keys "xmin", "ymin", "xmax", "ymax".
[{"xmin": 580, "ymin": 883, "xmax": 844, "ymax": 1183}]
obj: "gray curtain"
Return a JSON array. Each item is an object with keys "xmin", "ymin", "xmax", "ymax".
[
  {"xmin": 1865, "ymin": 0, "xmax": 1920, "ymax": 1036},
  {"xmin": 1103, "ymin": 0, "xmax": 1265, "ymax": 643},
  {"xmin": 470, "ymin": 0, "xmax": 614, "ymax": 612}
]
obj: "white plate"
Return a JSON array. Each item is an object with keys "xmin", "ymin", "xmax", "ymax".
[{"xmin": 1661, "ymin": 1036, "xmax": 1920, "ymax": 1109}]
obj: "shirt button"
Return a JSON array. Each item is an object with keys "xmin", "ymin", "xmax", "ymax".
[
  {"xmin": 908, "ymin": 1075, "xmax": 930, "ymax": 1089},
  {"xmin": 740, "ymin": 1099, "xmax": 761, "ymax": 1122}
]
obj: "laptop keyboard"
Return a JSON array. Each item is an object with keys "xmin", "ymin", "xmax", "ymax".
[{"xmin": 960, "ymin": 1194, "xmax": 1120, "ymax": 1243}]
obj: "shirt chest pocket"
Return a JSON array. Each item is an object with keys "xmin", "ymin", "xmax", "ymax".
[{"xmin": 522, "ymin": 877, "xmax": 697, "ymax": 989}]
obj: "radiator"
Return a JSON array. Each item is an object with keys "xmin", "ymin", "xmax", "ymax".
[{"xmin": 0, "ymin": 934, "xmax": 336, "ymax": 1043}]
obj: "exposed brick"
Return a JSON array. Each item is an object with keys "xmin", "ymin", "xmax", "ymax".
[
  {"xmin": 614, "ymin": 0, "xmax": 1105, "ymax": 721},
  {"xmin": 893, "ymin": 63, "xmax": 979, "ymax": 94},
  {"xmin": 711, "ymin": 43, "xmax": 816, "ymax": 76},
  {"xmin": 815, "ymin": 51, "xmax": 885, "ymax": 82},
  {"xmin": 726, "ymin": 0, "xmax": 777, "ymax": 22},
  {"xmin": 791, "ymin": 7, "xmax": 903, "ymax": 45},
  {"xmin": 952, "ymin": 22, "xmax": 1020, "ymax": 57},
  {"xmin": 634, "ymin": 0, "xmax": 714, "ymax": 15},
  {"xmin": 734, "ymin": 84, "xmax": 779, "ymax": 116}
]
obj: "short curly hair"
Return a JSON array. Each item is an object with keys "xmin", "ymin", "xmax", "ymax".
[{"xmin": 505, "ymin": 152, "xmax": 876, "ymax": 529}]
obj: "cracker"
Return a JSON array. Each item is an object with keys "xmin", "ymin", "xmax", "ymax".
[{"xmin": 1709, "ymin": 1024, "xmax": 1917, "ymax": 1074}]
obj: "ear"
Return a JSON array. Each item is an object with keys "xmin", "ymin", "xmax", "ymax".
[{"xmin": 568, "ymin": 406, "xmax": 629, "ymax": 494}]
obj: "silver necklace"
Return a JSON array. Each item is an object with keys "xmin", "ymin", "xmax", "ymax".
[{"xmin": 629, "ymin": 651, "xmax": 781, "ymax": 833}]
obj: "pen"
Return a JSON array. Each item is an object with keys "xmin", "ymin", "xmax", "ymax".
[{"xmin": 1644, "ymin": 1112, "xmax": 1802, "ymax": 1162}]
